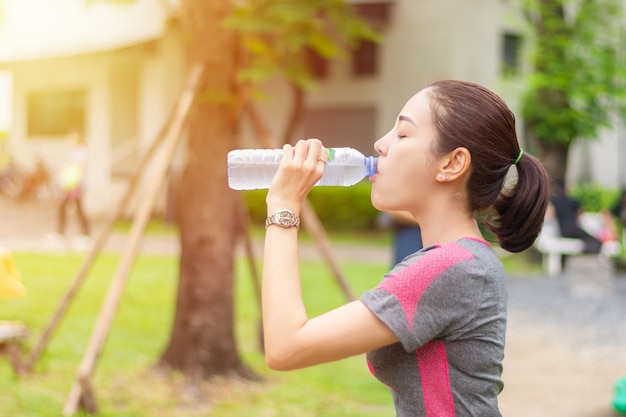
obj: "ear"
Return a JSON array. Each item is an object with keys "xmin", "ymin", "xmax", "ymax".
[{"xmin": 437, "ymin": 147, "xmax": 471, "ymax": 181}]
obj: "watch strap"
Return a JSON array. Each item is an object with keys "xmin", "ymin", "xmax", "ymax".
[{"xmin": 265, "ymin": 209, "xmax": 300, "ymax": 230}]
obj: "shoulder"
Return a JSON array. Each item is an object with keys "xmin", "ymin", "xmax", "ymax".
[
  {"xmin": 411, "ymin": 238, "xmax": 496, "ymax": 271},
  {"xmin": 377, "ymin": 239, "xmax": 497, "ymax": 295},
  {"xmin": 406, "ymin": 239, "xmax": 504, "ymax": 291}
]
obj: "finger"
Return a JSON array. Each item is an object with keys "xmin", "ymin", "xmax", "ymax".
[
  {"xmin": 292, "ymin": 140, "xmax": 308, "ymax": 163},
  {"xmin": 304, "ymin": 139, "xmax": 324, "ymax": 164},
  {"xmin": 305, "ymin": 140, "xmax": 327, "ymax": 173},
  {"xmin": 314, "ymin": 145, "xmax": 327, "ymax": 167},
  {"xmin": 317, "ymin": 144, "xmax": 328, "ymax": 165},
  {"xmin": 281, "ymin": 144, "xmax": 294, "ymax": 164}
]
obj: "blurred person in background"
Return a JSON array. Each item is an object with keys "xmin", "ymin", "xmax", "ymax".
[
  {"xmin": 549, "ymin": 178, "xmax": 603, "ymax": 254},
  {"xmin": 388, "ymin": 211, "xmax": 422, "ymax": 266},
  {"xmin": 48, "ymin": 129, "xmax": 91, "ymax": 248}
]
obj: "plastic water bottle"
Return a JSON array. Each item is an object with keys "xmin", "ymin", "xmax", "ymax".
[{"xmin": 227, "ymin": 147, "xmax": 378, "ymax": 190}]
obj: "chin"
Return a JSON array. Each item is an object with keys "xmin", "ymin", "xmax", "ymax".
[
  {"xmin": 370, "ymin": 193, "xmax": 380, "ymax": 210},
  {"xmin": 370, "ymin": 183, "xmax": 390, "ymax": 209},
  {"xmin": 370, "ymin": 193, "xmax": 386, "ymax": 212}
]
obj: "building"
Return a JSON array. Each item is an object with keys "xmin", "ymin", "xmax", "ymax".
[
  {"xmin": 0, "ymin": 0, "xmax": 185, "ymax": 216},
  {"xmin": 0, "ymin": 0, "xmax": 622, "ymax": 217}
]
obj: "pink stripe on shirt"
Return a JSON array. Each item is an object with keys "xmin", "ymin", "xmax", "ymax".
[
  {"xmin": 418, "ymin": 340, "xmax": 455, "ymax": 416},
  {"xmin": 378, "ymin": 242, "xmax": 475, "ymax": 330}
]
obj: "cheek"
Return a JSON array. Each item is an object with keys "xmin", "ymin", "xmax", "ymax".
[
  {"xmin": 378, "ymin": 165, "xmax": 434, "ymax": 210},
  {"xmin": 370, "ymin": 173, "xmax": 414, "ymax": 212}
]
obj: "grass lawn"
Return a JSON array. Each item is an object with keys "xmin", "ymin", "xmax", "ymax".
[
  {"xmin": 0, "ymin": 227, "xmax": 542, "ymax": 416},
  {"xmin": 0, "ymin": 251, "xmax": 395, "ymax": 417}
]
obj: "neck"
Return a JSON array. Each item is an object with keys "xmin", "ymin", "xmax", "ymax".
[{"xmin": 413, "ymin": 194, "xmax": 483, "ymax": 248}]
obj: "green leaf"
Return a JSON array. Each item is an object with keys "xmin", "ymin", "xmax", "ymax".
[
  {"xmin": 521, "ymin": 0, "xmax": 626, "ymax": 146},
  {"xmin": 226, "ymin": 0, "xmax": 382, "ymax": 88}
]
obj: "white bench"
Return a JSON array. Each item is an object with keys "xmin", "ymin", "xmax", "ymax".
[
  {"xmin": 535, "ymin": 218, "xmax": 585, "ymax": 277},
  {"xmin": 535, "ymin": 213, "xmax": 621, "ymax": 277}
]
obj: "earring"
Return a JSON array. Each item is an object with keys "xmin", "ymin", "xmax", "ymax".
[
  {"xmin": 437, "ymin": 174, "xmax": 444, "ymax": 180},
  {"xmin": 445, "ymin": 175, "xmax": 450, "ymax": 180}
]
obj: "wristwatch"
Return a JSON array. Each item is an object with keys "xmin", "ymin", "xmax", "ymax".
[{"xmin": 265, "ymin": 209, "xmax": 300, "ymax": 230}]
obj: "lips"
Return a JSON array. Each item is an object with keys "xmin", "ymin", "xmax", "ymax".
[{"xmin": 369, "ymin": 161, "xmax": 380, "ymax": 182}]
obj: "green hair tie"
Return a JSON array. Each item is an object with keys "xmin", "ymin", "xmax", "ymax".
[{"xmin": 514, "ymin": 149, "xmax": 523, "ymax": 165}]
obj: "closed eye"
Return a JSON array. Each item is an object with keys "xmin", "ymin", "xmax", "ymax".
[{"xmin": 396, "ymin": 130, "xmax": 409, "ymax": 139}]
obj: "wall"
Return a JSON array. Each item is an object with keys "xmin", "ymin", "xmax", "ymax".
[
  {"xmin": 8, "ymin": 53, "xmax": 112, "ymax": 215},
  {"xmin": 4, "ymin": 35, "xmax": 185, "ymax": 217},
  {"xmin": 243, "ymin": 0, "xmax": 511, "ymax": 155}
]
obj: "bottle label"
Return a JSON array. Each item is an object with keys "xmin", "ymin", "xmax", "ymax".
[{"xmin": 327, "ymin": 148, "xmax": 337, "ymax": 162}]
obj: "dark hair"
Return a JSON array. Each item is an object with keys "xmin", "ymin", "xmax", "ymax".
[{"xmin": 426, "ymin": 79, "xmax": 549, "ymax": 253}]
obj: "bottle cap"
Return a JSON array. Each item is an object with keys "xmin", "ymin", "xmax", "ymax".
[{"xmin": 365, "ymin": 156, "xmax": 378, "ymax": 177}]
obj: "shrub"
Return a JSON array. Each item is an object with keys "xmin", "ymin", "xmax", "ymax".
[
  {"xmin": 568, "ymin": 183, "xmax": 620, "ymax": 212},
  {"xmin": 241, "ymin": 181, "xmax": 380, "ymax": 231}
]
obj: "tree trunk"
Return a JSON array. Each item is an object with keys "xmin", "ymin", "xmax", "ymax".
[
  {"xmin": 523, "ymin": 0, "xmax": 572, "ymax": 185},
  {"xmin": 158, "ymin": 0, "xmax": 255, "ymax": 380},
  {"xmin": 526, "ymin": 130, "xmax": 570, "ymax": 183}
]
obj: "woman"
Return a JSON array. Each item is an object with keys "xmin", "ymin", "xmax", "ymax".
[{"xmin": 262, "ymin": 80, "xmax": 549, "ymax": 416}]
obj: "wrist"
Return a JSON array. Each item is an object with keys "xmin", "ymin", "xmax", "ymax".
[{"xmin": 265, "ymin": 208, "xmax": 301, "ymax": 230}]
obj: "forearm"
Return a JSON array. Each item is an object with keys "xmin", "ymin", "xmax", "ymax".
[
  {"xmin": 262, "ymin": 225, "xmax": 309, "ymax": 368},
  {"xmin": 260, "ymin": 139, "xmax": 330, "ymax": 369}
]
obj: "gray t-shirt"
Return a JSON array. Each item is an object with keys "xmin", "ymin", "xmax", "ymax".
[{"xmin": 360, "ymin": 238, "xmax": 507, "ymax": 417}]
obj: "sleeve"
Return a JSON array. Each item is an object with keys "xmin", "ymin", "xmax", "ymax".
[{"xmin": 361, "ymin": 246, "xmax": 487, "ymax": 352}]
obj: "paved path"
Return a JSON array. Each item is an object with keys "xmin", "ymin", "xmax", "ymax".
[
  {"xmin": 0, "ymin": 196, "xmax": 391, "ymax": 263},
  {"xmin": 0, "ymin": 196, "xmax": 178, "ymax": 255}
]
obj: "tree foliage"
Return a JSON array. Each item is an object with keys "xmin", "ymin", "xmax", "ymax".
[
  {"xmin": 521, "ymin": 0, "xmax": 626, "ymax": 147},
  {"xmin": 224, "ymin": 0, "xmax": 380, "ymax": 89}
]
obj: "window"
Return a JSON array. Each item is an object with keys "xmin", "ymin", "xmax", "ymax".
[
  {"xmin": 27, "ymin": 89, "xmax": 86, "ymax": 136},
  {"xmin": 351, "ymin": 40, "xmax": 378, "ymax": 76},
  {"xmin": 353, "ymin": 2, "xmax": 392, "ymax": 27},
  {"xmin": 305, "ymin": 48, "xmax": 329, "ymax": 79},
  {"xmin": 502, "ymin": 32, "xmax": 522, "ymax": 76}
]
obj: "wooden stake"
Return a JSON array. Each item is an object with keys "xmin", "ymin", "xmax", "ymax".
[
  {"xmin": 300, "ymin": 200, "xmax": 356, "ymax": 301},
  {"xmin": 26, "ymin": 104, "xmax": 177, "ymax": 372},
  {"xmin": 62, "ymin": 64, "xmax": 204, "ymax": 416}
]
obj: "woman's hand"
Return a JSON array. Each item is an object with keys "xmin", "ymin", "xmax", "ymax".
[{"xmin": 266, "ymin": 139, "xmax": 327, "ymax": 215}]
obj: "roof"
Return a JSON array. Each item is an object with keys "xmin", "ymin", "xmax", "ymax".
[{"xmin": 0, "ymin": 0, "xmax": 176, "ymax": 62}]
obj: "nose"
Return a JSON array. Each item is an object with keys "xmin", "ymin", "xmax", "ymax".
[
  {"xmin": 374, "ymin": 140, "xmax": 383, "ymax": 156},
  {"xmin": 374, "ymin": 132, "xmax": 391, "ymax": 156}
]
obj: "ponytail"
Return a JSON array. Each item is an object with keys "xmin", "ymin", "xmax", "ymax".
[
  {"xmin": 425, "ymin": 79, "xmax": 549, "ymax": 252},
  {"xmin": 490, "ymin": 152, "xmax": 549, "ymax": 253}
]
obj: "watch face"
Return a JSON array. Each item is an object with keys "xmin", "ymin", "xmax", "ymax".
[
  {"xmin": 277, "ymin": 210, "xmax": 295, "ymax": 226},
  {"xmin": 266, "ymin": 209, "xmax": 299, "ymax": 229}
]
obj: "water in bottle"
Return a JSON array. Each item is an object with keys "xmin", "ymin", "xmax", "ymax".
[{"xmin": 227, "ymin": 147, "xmax": 378, "ymax": 190}]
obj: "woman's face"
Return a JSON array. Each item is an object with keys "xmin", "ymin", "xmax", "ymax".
[{"xmin": 370, "ymin": 88, "xmax": 441, "ymax": 213}]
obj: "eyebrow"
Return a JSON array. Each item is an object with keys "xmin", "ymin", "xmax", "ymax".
[{"xmin": 398, "ymin": 115, "xmax": 417, "ymax": 127}]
